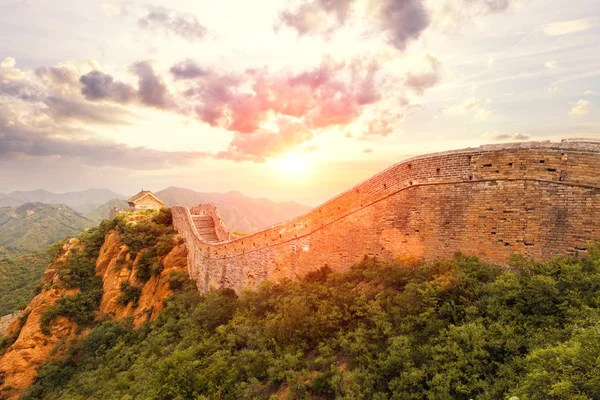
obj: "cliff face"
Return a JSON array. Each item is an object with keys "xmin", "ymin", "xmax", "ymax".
[{"xmin": 0, "ymin": 227, "xmax": 187, "ymax": 399}]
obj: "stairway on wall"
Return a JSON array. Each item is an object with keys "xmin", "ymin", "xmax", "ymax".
[{"xmin": 191, "ymin": 215, "xmax": 221, "ymax": 243}]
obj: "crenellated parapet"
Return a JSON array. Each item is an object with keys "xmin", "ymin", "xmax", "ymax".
[{"xmin": 173, "ymin": 139, "xmax": 600, "ymax": 293}]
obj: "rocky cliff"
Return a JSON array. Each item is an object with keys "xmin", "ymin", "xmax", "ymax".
[{"xmin": 0, "ymin": 215, "xmax": 187, "ymax": 399}]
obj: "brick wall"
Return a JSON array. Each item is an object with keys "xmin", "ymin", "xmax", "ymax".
[{"xmin": 172, "ymin": 140, "xmax": 600, "ymax": 293}]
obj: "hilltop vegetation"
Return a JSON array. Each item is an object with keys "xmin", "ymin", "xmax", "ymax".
[
  {"xmin": 0, "ymin": 250, "xmax": 55, "ymax": 316},
  {"xmin": 0, "ymin": 203, "xmax": 97, "ymax": 316},
  {"xmin": 22, "ymin": 251, "xmax": 600, "ymax": 400},
  {"xmin": 0, "ymin": 203, "xmax": 95, "ymax": 252}
]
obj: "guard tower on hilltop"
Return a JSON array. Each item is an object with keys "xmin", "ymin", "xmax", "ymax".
[
  {"xmin": 127, "ymin": 190, "xmax": 165, "ymax": 212},
  {"xmin": 109, "ymin": 190, "xmax": 166, "ymax": 218}
]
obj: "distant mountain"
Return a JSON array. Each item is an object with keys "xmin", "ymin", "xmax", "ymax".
[
  {"xmin": 0, "ymin": 196, "xmax": 23, "ymax": 207},
  {"xmin": 86, "ymin": 198, "xmax": 129, "ymax": 221},
  {"xmin": 5, "ymin": 189, "xmax": 126, "ymax": 210},
  {"xmin": 156, "ymin": 187, "xmax": 312, "ymax": 233},
  {"xmin": 0, "ymin": 203, "xmax": 96, "ymax": 251}
]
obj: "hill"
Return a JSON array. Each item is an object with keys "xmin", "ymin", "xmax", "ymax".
[
  {"xmin": 0, "ymin": 189, "xmax": 126, "ymax": 211},
  {"xmin": 0, "ymin": 250, "xmax": 54, "ymax": 316},
  {"xmin": 85, "ymin": 199, "xmax": 129, "ymax": 222},
  {"xmin": 156, "ymin": 187, "xmax": 311, "ymax": 233},
  {"xmin": 0, "ymin": 203, "xmax": 96, "ymax": 252},
  {"xmin": 0, "ymin": 210, "xmax": 188, "ymax": 398},
  {"xmin": 5, "ymin": 246, "xmax": 600, "ymax": 400}
]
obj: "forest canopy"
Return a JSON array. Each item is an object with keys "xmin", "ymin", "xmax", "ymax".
[{"xmin": 23, "ymin": 250, "xmax": 600, "ymax": 400}]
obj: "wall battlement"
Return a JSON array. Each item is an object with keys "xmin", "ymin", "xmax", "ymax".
[{"xmin": 173, "ymin": 139, "xmax": 600, "ymax": 293}]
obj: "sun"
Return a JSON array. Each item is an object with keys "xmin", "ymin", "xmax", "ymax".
[{"xmin": 276, "ymin": 152, "xmax": 312, "ymax": 177}]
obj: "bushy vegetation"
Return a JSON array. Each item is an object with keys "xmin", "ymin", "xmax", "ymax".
[
  {"xmin": 40, "ymin": 219, "xmax": 117, "ymax": 335},
  {"xmin": 38, "ymin": 209, "xmax": 175, "ymax": 335},
  {"xmin": 117, "ymin": 282, "xmax": 143, "ymax": 307},
  {"xmin": 23, "ymin": 250, "xmax": 600, "ymax": 400},
  {"xmin": 115, "ymin": 208, "xmax": 176, "ymax": 283},
  {"xmin": 0, "ymin": 249, "xmax": 55, "ymax": 316}
]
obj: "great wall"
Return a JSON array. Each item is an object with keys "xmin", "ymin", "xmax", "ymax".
[{"xmin": 172, "ymin": 139, "xmax": 600, "ymax": 293}]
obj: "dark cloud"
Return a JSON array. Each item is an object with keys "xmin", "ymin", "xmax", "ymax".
[
  {"xmin": 131, "ymin": 61, "xmax": 173, "ymax": 108},
  {"xmin": 0, "ymin": 115, "xmax": 207, "ymax": 169},
  {"xmin": 0, "ymin": 79, "xmax": 44, "ymax": 102},
  {"xmin": 138, "ymin": 7, "xmax": 207, "ymax": 41},
  {"xmin": 279, "ymin": 0, "xmax": 429, "ymax": 50},
  {"xmin": 80, "ymin": 70, "xmax": 136, "ymax": 103},
  {"xmin": 405, "ymin": 55, "xmax": 441, "ymax": 94},
  {"xmin": 43, "ymin": 96, "xmax": 130, "ymax": 125},
  {"xmin": 170, "ymin": 60, "xmax": 210, "ymax": 79},
  {"xmin": 380, "ymin": 0, "xmax": 429, "ymax": 51}
]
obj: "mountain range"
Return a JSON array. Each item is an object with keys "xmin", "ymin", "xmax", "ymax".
[
  {"xmin": 0, "ymin": 187, "xmax": 311, "ymax": 235},
  {"xmin": 155, "ymin": 187, "xmax": 311, "ymax": 233},
  {"xmin": 0, "ymin": 189, "xmax": 126, "ymax": 213},
  {"xmin": 0, "ymin": 203, "xmax": 96, "ymax": 252}
]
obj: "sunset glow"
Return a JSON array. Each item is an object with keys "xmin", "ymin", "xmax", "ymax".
[
  {"xmin": 0, "ymin": 0, "xmax": 598, "ymax": 205},
  {"xmin": 274, "ymin": 152, "xmax": 313, "ymax": 177}
]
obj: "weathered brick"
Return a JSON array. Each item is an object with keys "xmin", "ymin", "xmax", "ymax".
[{"xmin": 172, "ymin": 140, "xmax": 600, "ymax": 293}]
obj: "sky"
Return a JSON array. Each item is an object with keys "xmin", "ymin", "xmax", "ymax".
[{"xmin": 0, "ymin": 0, "xmax": 598, "ymax": 206}]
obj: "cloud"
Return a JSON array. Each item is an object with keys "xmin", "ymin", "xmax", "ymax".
[
  {"xmin": 216, "ymin": 120, "xmax": 314, "ymax": 162},
  {"xmin": 131, "ymin": 61, "xmax": 173, "ymax": 109},
  {"xmin": 405, "ymin": 55, "xmax": 441, "ymax": 95},
  {"xmin": 80, "ymin": 70, "xmax": 136, "ymax": 103},
  {"xmin": 363, "ymin": 148, "xmax": 373, "ymax": 153},
  {"xmin": 138, "ymin": 6, "xmax": 207, "ymax": 41},
  {"xmin": 180, "ymin": 56, "xmax": 382, "ymax": 136},
  {"xmin": 584, "ymin": 90, "xmax": 597, "ymax": 96},
  {"xmin": 1, "ymin": 57, "xmax": 16, "ymax": 69},
  {"xmin": 569, "ymin": 99, "xmax": 590, "ymax": 116},
  {"xmin": 101, "ymin": 1, "xmax": 123, "ymax": 17},
  {"xmin": 170, "ymin": 60, "xmax": 210, "ymax": 79},
  {"xmin": 380, "ymin": 0, "xmax": 429, "ymax": 51},
  {"xmin": 360, "ymin": 109, "xmax": 405, "ymax": 137},
  {"xmin": 545, "ymin": 60, "xmax": 557, "ymax": 69},
  {"xmin": 35, "ymin": 66, "xmax": 78, "ymax": 87},
  {"xmin": 487, "ymin": 55, "xmax": 495, "ymax": 69},
  {"xmin": 548, "ymin": 86, "xmax": 560, "ymax": 94},
  {"xmin": 0, "ymin": 114, "xmax": 206, "ymax": 169},
  {"xmin": 432, "ymin": 0, "xmax": 515, "ymax": 31},
  {"xmin": 543, "ymin": 19, "xmax": 590, "ymax": 36},
  {"xmin": 483, "ymin": 132, "xmax": 530, "ymax": 141},
  {"xmin": 474, "ymin": 108, "xmax": 495, "ymax": 120},
  {"xmin": 43, "ymin": 96, "xmax": 131, "ymax": 125},
  {"xmin": 278, "ymin": 0, "xmax": 354, "ymax": 36},
  {"xmin": 441, "ymin": 97, "xmax": 489, "ymax": 115},
  {"xmin": 0, "ymin": 77, "xmax": 45, "ymax": 102},
  {"xmin": 278, "ymin": 0, "xmax": 429, "ymax": 51}
]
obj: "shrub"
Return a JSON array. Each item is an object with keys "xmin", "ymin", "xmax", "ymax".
[{"xmin": 117, "ymin": 282, "xmax": 143, "ymax": 307}]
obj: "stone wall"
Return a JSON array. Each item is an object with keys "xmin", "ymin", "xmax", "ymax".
[
  {"xmin": 190, "ymin": 203, "xmax": 231, "ymax": 242},
  {"xmin": 172, "ymin": 139, "xmax": 600, "ymax": 293}
]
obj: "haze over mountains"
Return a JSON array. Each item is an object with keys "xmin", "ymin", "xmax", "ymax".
[
  {"xmin": 0, "ymin": 189, "xmax": 126, "ymax": 213},
  {"xmin": 0, "ymin": 187, "xmax": 312, "ymax": 235},
  {"xmin": 156, "ymin": 187, "xmax": 311, "ymax": 233}
]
